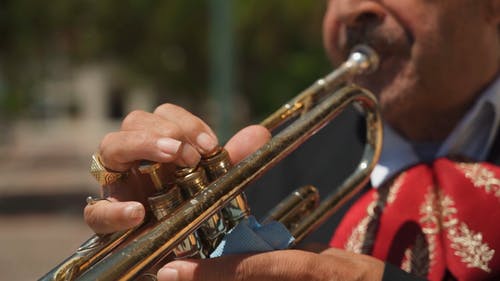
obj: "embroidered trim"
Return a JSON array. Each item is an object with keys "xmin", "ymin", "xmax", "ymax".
[
  {"xmin": 417, "ymin": 185, "xmax": 495, "ymax": 274},
  {"xmin": 345, "ymin": 193, "xmax": 378, "ymax": 254},
  {"xmin": 418, "ymin": 187, "xmax": 439, "ymax": 268},
  {"xmin": 448, "ymin": 222, "xmax": 495, "ymax": 273},
  {"xmin": 457, "ymin": 163, "xmax": 500, "ymax": 200},
  {"xmin": 400, "ymin": 233, "xmax": 431, "ymax": 278},
  {"xmin": 345, "ymin": 215, "xmax": 372, "ymax": 254},
  {"xmin": 387, "ymin": 172, "xmax": 405, "ymax": 204},
  {"xmin": 441, "ymin": 193, "xmax": 495, "ymax": 273},
  {"xmin": 420, "ymin": 190, "xmax": 440, "ymax": 235},
  {"xmin": 401, "ymin": 248, "xmax": 412, "ymax": 273},
  {"xmin": 345, "ymin": 173, "xmax": 408, "ymax": 254}
]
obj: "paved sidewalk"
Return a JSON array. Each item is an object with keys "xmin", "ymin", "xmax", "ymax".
[{"xmin": 0, "ymin": 214, "xmax": 92, "ymax": 281}]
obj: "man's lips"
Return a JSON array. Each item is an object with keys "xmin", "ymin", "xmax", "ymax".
[{"xmin": 334, "ymin": 21, "xmax": 412, "ymax": 67}]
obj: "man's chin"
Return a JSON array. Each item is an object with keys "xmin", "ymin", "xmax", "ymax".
[{"xmin": 356, "ymin": 74, "xmax": 415, "ymax": 124}]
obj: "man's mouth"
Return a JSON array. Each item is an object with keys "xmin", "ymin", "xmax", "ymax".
[
  {"xmin": 341, "ymin": 34, "xmax": 411, "ymax": 97},
  {"xmin": 336, "ymin": 23, "xmax": 412, "ymax": 69}
]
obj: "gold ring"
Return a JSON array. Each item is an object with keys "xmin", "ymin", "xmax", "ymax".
[
  {"xmin": 90, "ymin": 153, "xmax": 127, "ymax": 186},
  {"xmin": 86, "ymin": 196, "xmax": 111, "ymax": 205}
]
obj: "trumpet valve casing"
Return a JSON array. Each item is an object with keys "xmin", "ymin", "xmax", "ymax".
[{"xmin": 201, "ymin": 147, "xmax": 251, "ymax": 229}]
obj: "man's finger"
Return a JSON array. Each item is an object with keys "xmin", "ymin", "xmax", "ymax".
[
  {"xmin": 157, "ymin": 249, "xmax": 385, "ymax": 281},
  {"xmin": 157, "ymin": 250, "xmax": 322, "ymax": 281},
  {"xmin": 99, "ymin": 130, "xmax": 200, "ymax": 171},
  {"xmin": 154, "ymin": 104, "xmax": 219, "ymax": 154},
  {"xmin": 224, "ymin": 125, "xmax": 271, "ymax": 164},
  {"xmin": 84, "ymin": 200, "xmax": 145, "ymax": 234}
]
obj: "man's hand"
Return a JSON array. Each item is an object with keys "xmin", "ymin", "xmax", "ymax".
[
  {"xmin": 82, "ymin": 103, "xmax": 386, "ymax": 281},
  {"xmin": 84, "ymin": 103, "xmax": 270, "ymax": 234},
  {"xmin": 157, "ymin": 248, "xmax": 384, "ymax": 281}
]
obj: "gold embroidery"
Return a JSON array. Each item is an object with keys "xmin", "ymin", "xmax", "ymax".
[
  {"xmin": 345, "ymin": 193, "xmax": 379, "ymax": 254},
  {"xmin": 411, "ymin": 233, "xmax": 431, "ymax": 278},
  {"xmin": 345, "ymin": 175, "xmax": 410, "ymax": 254},
  {"xmin": 401, "ymin": 248, "xmax": 412, "ymax": 273},
  {"xmin": 420, "ymin": 189, "xmax": 441, "ymax": 235},
  {"xmin": 418, "ymin": 187, "xmax": 439, "ymax": 268},
  {"xmin": 345, "ymin": 215, "xmax": 371, "ymax": 254},
  {"xmin": 440, "ymin": 193, "xmax": 495, "ymax": 273},
  {"xmin": 440, "ymin": 194, "xmax": 458, "ymax": 229},
  {"xmin": 448, "ymin": 222, "xmax": 495, "ymax": 273},
  {"xmin": 457, "ymin": 163, "xmax": 500, "ymax": 199},
  {"xmin": 387, "ymin": 172, "xmax": 405, "ymax": 204},
  {"xmin": 400, "ymin": 233, "xmax": 431, "ymax": 278}
]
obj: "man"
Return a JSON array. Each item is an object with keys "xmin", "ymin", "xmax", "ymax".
[{"xmin": 84, "ymin": 0, "xmax": 500, "ymax": 280}]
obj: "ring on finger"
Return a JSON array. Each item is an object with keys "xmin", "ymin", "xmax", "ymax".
[
  {"xmin": 86, "ymin": 195, "xmax": 111, "ymax": 205},
  {"xmin": 90, "ymin": 153, "xmax": 128, "ymax": 186}
]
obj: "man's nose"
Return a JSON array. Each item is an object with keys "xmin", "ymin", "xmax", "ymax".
[{"xmin": 329, "ymin": 0, "xmax": 386, "ymax": 27}]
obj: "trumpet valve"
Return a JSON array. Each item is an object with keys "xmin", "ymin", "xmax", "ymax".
[
  {"xmin": 200, "ymin": 147, "xmax": 251, "ymax": 229},
  {"xmin": 139, "ymin": 161, "xmax": 166, "ymax": 192}
]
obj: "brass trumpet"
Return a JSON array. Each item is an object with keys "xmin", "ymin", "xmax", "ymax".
[{"xmin": 40, "ymin": 45, "xmax": 382, "ymax": 281}]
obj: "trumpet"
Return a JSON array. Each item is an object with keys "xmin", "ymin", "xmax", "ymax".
[{"xmin": 40, "ymin": 45, "xmax": 382, "ymax": 281}]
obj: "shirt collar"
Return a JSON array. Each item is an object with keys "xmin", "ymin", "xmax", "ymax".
[{"xmin": 371, "ymin": 75, "xmax": 500, "ymax": 188}]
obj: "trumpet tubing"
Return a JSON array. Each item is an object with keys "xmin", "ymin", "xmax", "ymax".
[{"xmin": 40, "ymin": 45, "xmax": 382, "ymax": 281}]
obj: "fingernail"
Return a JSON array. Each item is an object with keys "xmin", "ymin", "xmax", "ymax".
[
  {"xmin": 124, "ymin": 203, "xmax": 144, "ymax": 220},
  {"xmin": 196, "ymin": 132, "xmax": 217, "ymax": 153},
  {"xmin": 157, "ymin": 138, "xmax": 182, "ymax": 155},
  {"xmin": 158, "ymin": 267, "xmax": 179, "ymax": 281}
]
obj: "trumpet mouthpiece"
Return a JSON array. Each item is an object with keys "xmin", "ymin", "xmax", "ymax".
[{"xmin": 348, "ymin": 45, "xmax": 380, "ymax": 74}]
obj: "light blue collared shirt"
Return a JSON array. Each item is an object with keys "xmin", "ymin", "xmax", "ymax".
[{"xmin": 371, "ymin": 76, "xmax": 500, "ymax": 187}]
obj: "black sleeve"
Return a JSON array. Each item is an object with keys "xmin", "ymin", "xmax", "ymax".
[{"xmin": 382, "ymin": 263, "xmax": 428, "ymax": 281}]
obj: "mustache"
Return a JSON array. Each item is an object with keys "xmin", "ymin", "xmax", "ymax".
[
  {"xmin": 331, "ymin": 23, "xmax": 413, "ymax": 95},
  {"xmin": 339, "ymin": 23, "xmax": 412, "ymax": 62}
]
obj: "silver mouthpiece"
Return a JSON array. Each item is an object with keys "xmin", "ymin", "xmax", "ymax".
[{"xmin": 347, "ymin": 45, "xmax": 380, "ymax": 74}]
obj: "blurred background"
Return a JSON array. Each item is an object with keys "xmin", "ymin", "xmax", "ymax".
[{"xmin": 0, "ymin": 1, "xmax": 365, "ymax": 280}]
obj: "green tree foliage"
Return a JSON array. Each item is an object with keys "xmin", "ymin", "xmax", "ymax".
[
  {"xmin": 0, "ymin": 0, "xmax": 329, "ymax": 119},
  {"xmin": 234, "ymin": 1, "xmax": 330, "ymax": 118}
]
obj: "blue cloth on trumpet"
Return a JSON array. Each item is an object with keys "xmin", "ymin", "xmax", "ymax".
[{"xmin": 209, "ymin": 216, "xmax": 294, "ymax": 258}]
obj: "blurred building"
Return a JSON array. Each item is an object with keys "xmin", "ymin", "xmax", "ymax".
[
  {"xmin": 0, "ymin": 63, "xmax": 156, "ymax": 195},
  {"xmin": 0, "ymin": 2, "xmax": 331, "ymax": 279},
  {"xmin": 0, "ymin": 63, "xmax": 156, "ymax": 280}
]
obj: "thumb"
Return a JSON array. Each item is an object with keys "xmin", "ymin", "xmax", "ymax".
[
  {"xmin": 157, "ymin": 250, "xmax": 320, "ymax": 281},
  {"xmin": 84, "ymin": 199, "xmax": 145, "ymax": 234},
  {"xmin": 224, "ymin": 125, "xmax": 271, "ymax": 164}
]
